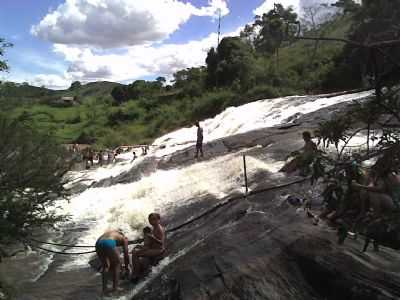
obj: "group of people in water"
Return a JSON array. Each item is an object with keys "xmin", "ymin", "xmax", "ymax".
[
  {"xmin": 70, "ymin": 144, "xmax": 150, "ymax": 169},
  {"xmin": 95, "ymin": 213, "xmax": 165, "ymax": 294},
  {"xmin": 71, "ymin": 120, "xmax": 203, "ymax": 170},
  {"xmin": 280, "ymin": 131, "xmax": 400, "ymax": 252}
]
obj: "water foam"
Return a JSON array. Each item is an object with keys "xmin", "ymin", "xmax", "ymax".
[
  {"xmin": 153, "ymin": 91, "xmax": 372, "ymax": 156},
  {"xmin": 57, "ymin": 150, "xmax": 283, "ymax": 272}
]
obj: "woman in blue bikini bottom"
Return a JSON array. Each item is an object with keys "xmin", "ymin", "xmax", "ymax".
[{"xmin": 95, "ymin": 230, "xmax": 129, "ymax": 294}]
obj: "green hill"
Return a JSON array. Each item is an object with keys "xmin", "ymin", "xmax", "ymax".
[
  {"xmin": 58, "ymin": 81, "xmax": 122, "ymax": 99},
  {"xmin": 0, "ymin": 80, "xmax": 120, "ymax": 105}
]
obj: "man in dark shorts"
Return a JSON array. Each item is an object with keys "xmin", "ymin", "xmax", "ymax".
[
  {"xmin": 95, "ymin": 230, "xmax": 130, "ymax": 294},
  {"xmin": 195, "ymin": 121, "xmax": 204, "ymax": 158}
]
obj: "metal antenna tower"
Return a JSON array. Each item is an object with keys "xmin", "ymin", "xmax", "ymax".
[{"xmin": 217, "ymin": 8, "xmax": 221, "ymax": 46}]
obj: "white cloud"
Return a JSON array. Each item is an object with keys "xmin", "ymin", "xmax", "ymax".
[
  {"xmin": 254, "ymin": 0, "xmax": 301, "ymax": 16},
  {"xmin": 30, "ymin": 74, "xmax": 72, "ymax": 90},
  {"xmin": 31, "ymin": 0, "xmax": 229, "ymax": 48},
  {"xmin": 254, "ymin": 0, "xmax": 337, "ymax": 16},
  {"xmin": 194, "ymin": 0, "xmax": 230, "ymax": 18},
  {"xmin": 300, "ymin": 0, "xmax": 337, "ymax": 8},
  {"xmin": 53, "ymin": 31, "xmax": 221, "ymax": 83},
  {"xmin": 45, "ymin": 25, "xmax": 241, "ymax": 87}
]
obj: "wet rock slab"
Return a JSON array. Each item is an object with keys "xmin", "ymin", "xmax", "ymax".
[{"xmin": 134, "ymin": 182, "xmax": 400, "ymax": 300}]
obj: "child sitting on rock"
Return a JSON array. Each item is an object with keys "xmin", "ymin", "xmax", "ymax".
[{"xmin": 142, "ymin": 226, "xmax": 153, "ymax": 250}]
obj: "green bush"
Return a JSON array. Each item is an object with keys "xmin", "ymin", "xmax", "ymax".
[
  {"xmin": 191, "ymin": 90, "xmax": 235, "ymax": 121},
  {"xmin": 74, "ymin": 130, "xmax": 96, "ymax": 144},
  {"xmin": 0, "ymin": 114, "xmax": 70, "ymax": 243},
  {"xmin": 245, "ymin": 85, "xmax": 280, "ymax": 101},
  {"xmin": 98, "ymin": 129, "xmax": 126, "ymax": 148},
  {"xmin": 65, "ymin": 114, "xmax": 81, "ymax": 124}
]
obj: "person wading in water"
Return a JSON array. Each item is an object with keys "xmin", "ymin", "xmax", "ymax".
[{"xmin": 95, "ymin": 229, "xmax": 130, "ymax": 294}]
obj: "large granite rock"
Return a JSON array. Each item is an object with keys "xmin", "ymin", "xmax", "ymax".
[{"xmin": 133, "ymin": 181, "xmax": 400, "ymax": 300}]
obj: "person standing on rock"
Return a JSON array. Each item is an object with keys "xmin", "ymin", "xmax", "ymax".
[
  {"xmin": 132, "ymin": 151, "xmax": 137, "ymax": 162},
  {"xmin": 95, "ymin": 229, "xmax": 130, "ymax": 295},
  {"xmin": 195, "ymin": 121, "xmax": 204, "ymax": 158},
  {"xmin": 131, "ymin": 213, "xmax": 166, "ymax": 282},
  {"xmin": 98, "ymin": 150, "xmax": 103, "ymax": 166}
]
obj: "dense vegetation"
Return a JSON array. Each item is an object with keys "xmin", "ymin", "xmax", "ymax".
[
  {"xmin": 0, "ymin": 114, "xmax": 71, "ymax": 243},
  {"xmin": 306, "ymin": 0, "xmax": 400, "ymax": 249}
]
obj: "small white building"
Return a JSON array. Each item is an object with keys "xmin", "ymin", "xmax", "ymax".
[{"xmin": 61, "ymin": 96, "xmax": 76, "ymax": 103}]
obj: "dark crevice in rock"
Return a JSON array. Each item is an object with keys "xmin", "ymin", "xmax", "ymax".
[{"xmin": 213, "ymin": 256, "xmax": 229, "ymax": 291}]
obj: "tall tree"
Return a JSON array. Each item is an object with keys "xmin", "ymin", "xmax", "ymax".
[
  {"xmin": 111, "ymin": 85, "xmax": 128, "ymax": 104},
  {"xmin": 0, "ymin": 115, "xmax": 71, "ymax": 243},
  {"xmin": 240, "ymin": 24, "xmax": 256, "ymax": 46},
  {"xmin": 156, "ymin": 76, "xmax": 166, "ymax": 85},
  {"xmin": 331, "ymin": 0, "xmax": 360, "ymax": 14},
  {"xmin": 205, "ymin": 48, "xmax": 219, "ymax": 87},
  {"xmin": 69, "ymin": 81, "xmax": 82, "ymax": 90},
  {"xmin": 206, "ymin": 37, "xmax": 256, "ymax": 90},
  {"xmin": 343, "ymin": 0, "xmax": 400, "ymax": 86},
  {"xmin": 173, "ymin": 67, "xmax": 206, "ymax": 90},
  {"xmin": 0, "ymin": 38, "xmax": 12, "ymax": 72},
  {"xmin": 253, "ymin": 4, "xmax": 298, "ymax": 55}
]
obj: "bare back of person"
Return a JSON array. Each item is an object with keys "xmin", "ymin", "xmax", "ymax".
[
  {"xmin": 147, "ymin": 224, "xmax": 165, "ymax": 254},
  {"xmin": 96, "ymin": 230, "xmax": 129, "ymax": 294},
  {"xmin": 99, "ymin": 230, "xmax": 125, "ymax": 244},
  {"xmin": 131, "ymin": 213, "xmax": 166, "ymax": 281},
  {"xmin": 135, "ymin": 224, "xmax": 165, "ymax": 256}
]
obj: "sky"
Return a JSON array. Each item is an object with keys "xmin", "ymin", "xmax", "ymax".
[{"xmin": 0, "ymin": 0, "xmax": 337, "ymax": 89}]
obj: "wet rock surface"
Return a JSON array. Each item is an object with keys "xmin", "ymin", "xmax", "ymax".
[
  {"xmin": 131, "ymin": 96, "xmax": 400, "ymax": 300},
  {"xmin": 134, "ymin": 181, "xmax": 400, "ymax": 300},
  {"xmin": 92, "ymin": 156, "xmax": 159, "ymax": 187}
]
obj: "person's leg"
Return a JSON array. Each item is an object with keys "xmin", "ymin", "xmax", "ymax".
[
  {"xmin": 363, "ymin": 237, "xmax": 371, "ymax": 252},
  {"xmin": 280, "ymin": 158, "xmax": 299, "ymax": 173},
  {"xmin": 139, "ymin": 248, "xmax": 164, "ymax": 257},
  {"xmin": 318, "ymin": 208, "xmax": 331, "ymax": 220},
  {"xmin": 139, "ymin": 257, "xmax": 151, "ymax": 276},
  {"xmin": 200, "ymin": 143, "xmax": 203, "ymax": 157},
  {"xmin": 131, "ymin": 250, "xmax": 141, "ymax": 280},
  {"xmin": 96, "ymin": 248, "xmax": 109, "ymax": 293},
  {"xmin": 373, "ymin": 240, "xmax": 380, "ymax": 252},
  {"xmin": 106, "ymin": 247, "xmax": 121, "ymax": 292},
  {"xmin": 131, "ymin": 249, "xmax": 163, "ymax": 281}
]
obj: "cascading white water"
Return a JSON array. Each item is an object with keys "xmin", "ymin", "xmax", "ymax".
[
  {"xmin": 58, "ymin": 149, "xmax": 286, "ymax": 272},
  {"xmin": 23, "ymin": 90, "xmax": 374, "ymax": 298},
  {"xmin": 153, "ymin": 91, "xmax": 372, "ymax": 156}
]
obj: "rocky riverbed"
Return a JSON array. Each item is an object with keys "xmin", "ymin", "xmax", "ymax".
[{"xmin": 2, "ymin": 91, "xmax": 400, "ymax": 300}]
